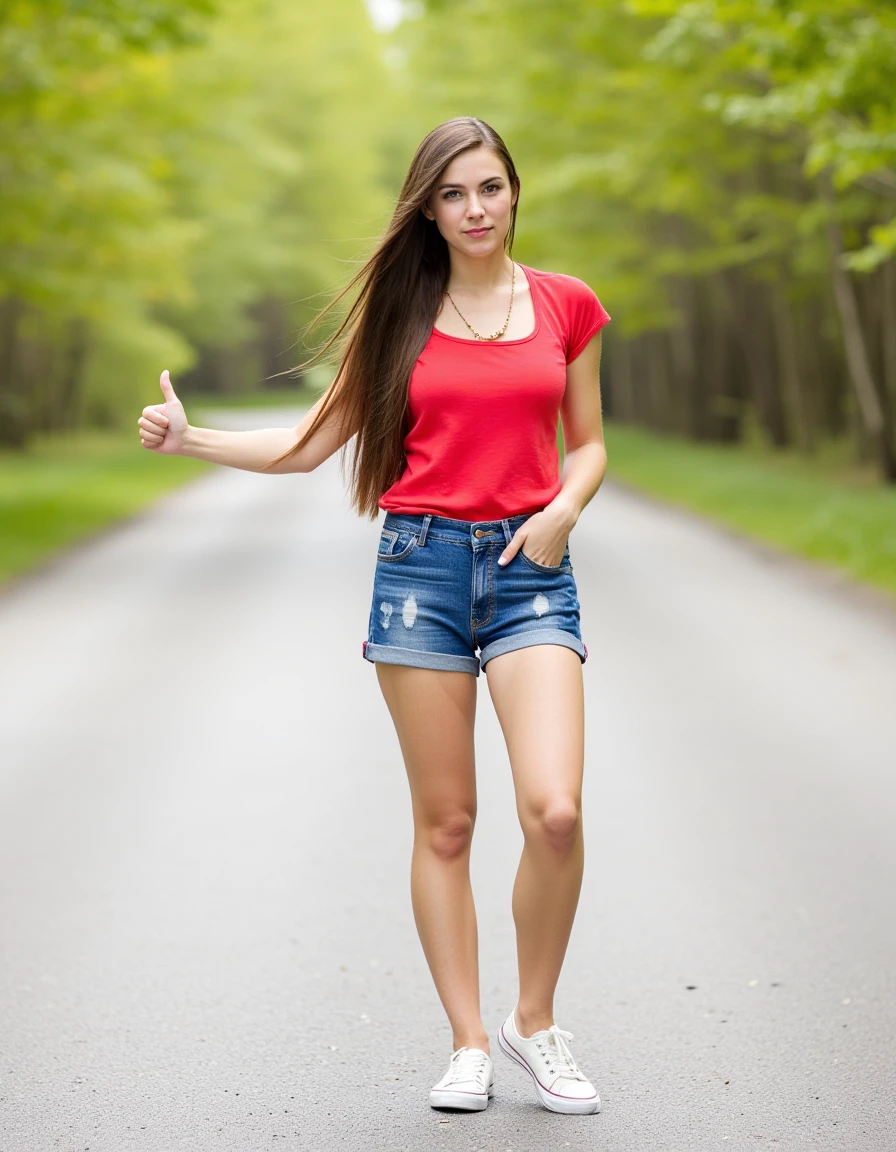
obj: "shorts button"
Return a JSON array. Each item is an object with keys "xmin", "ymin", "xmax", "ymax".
[{"xmin": 474, "ymin": 529, "xmax": 484, "ymax": 537}]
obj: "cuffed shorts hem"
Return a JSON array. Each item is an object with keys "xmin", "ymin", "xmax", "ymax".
[
  {"xmin": 479, "ymin": 629, "xmax": 587, "ymax": 671},
  {"xmin": 362, "ymin": 642, "xmax": 481, "ymax": 677}
]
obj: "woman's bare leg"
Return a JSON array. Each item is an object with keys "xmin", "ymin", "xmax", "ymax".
[
  {"xmin": 375, "ymin": 662, "xmax": 489, "ymax": 1053},
  {"xmin": 484, "ymin": 644, "xmax": 586, "ymax": 1039}
]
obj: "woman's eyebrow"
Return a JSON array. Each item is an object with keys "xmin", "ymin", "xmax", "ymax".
[{"xmin": 437, "ymin": 175, "xmax": 504, "ymax": 190}]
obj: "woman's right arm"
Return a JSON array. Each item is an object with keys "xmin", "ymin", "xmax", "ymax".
[{"xmin": 137, "ymin": 370, "xmax": 357, "ymax": 474}]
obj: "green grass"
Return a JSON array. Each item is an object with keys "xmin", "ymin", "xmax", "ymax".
[
  {"xmin": 0, "ymin": 429, "xmax": 211, "ymax": 587},
  {"xmin": 602, "ymin": 421, "xmax": 896, "ymax": 597}
]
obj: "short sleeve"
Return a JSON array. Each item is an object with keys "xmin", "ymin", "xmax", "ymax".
[{"xmin": 565, "ymin": 278, "xmax": 611, "ymax": 364}]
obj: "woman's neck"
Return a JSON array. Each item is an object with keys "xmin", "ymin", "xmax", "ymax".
[{"xmin": 445, "ymin": 251, "xmax": 516, "ymax": 296}]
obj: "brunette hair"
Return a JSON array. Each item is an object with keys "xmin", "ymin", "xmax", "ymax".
[{"xmin": 262, "ymin": 116, "xmax": 521, "ymax": 518}]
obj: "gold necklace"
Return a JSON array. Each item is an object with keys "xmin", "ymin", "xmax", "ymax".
[{"xmin": 444, "ymin": 262, "xmax": 516, "ymax": 341}]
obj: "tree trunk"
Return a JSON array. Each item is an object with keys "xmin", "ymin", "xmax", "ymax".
[
  {"xmin": 669, "ymin": 277, "xmax": 699, "ymax": 437},
  {"xmin": 773, "ymin": 279, "xmax": 814, "ymax": 453},
  {"xmin": 819, "ymin": 169, "xmax": 896, "ymax": 481},
  {"xmin": 647, "ymin": 329, "xmax": 671, "ymax": 431},
  {"xmin": 610, "ymin": 338, "xmax": 633, "ymax": 422},
  {"xmin": 0, "ymin": 296, "xmax": 30, "ymax": 449},
  {"xmin": 881, "ymin": 259, "xmax": 896, "ymax": 417},
  {"xmin": 704, "ymin": 274, "xmax": 740, "ymax": 443},
  {"xmin": 59, "ymin": 316, "xmax": 90, "ymax": 430},
  {"xmin": 722, "ymin": 271, "xmax": 790, "ymax": 448}
]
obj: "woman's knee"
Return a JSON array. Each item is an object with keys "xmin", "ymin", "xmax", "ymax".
[
  {"xmin": 416, "ymin": 808, "xmax": 476, "ymax": 861},
  {"xmin": 521, "ymin": 796, "xmax": 581, "ymax": 851}
]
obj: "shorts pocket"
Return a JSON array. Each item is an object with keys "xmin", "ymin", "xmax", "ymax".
[
  {"xmin": 377, "ymin": 527, "xmax": 419, "ymax": 563},
  {"xmin": 517, "ymin": 543, "xmax": 571, "ymax": 574}
]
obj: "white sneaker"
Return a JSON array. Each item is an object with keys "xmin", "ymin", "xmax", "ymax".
[
  {"xmin": 429, "ymin": 1046, "xmax": 496, "ymax": 1111},
  {"xmin": 498, "ymin": 1008, "xmax": 601, "ymax": 1115}
]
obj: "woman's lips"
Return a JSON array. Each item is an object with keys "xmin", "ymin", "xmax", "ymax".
[{"xmin": 465, "ymin": 227, "xmax": 491, "ymax": 237}]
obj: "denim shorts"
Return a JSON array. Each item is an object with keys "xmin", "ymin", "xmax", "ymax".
[{"xmin": 361, "ymin": 511, "xmax": 588, "ymax": 677}]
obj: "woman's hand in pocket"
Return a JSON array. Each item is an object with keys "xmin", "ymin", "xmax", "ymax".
[{"xmin": 497, "ymin": 507, "xmax": 573, "ymax": 568}]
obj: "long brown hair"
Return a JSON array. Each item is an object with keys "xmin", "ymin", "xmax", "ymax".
[{"xmin": 262, "ymin": 116, "xmax": 521, "ymax": 519}]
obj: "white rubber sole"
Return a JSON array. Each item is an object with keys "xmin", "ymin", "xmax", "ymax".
[
  {"xmin": 429, "ymin": 1079, "xmax": 496, "ymax": 1111},
  {"xmin": 497, "ymin": 1024, "xmax": 601, "ymax": 1115}
]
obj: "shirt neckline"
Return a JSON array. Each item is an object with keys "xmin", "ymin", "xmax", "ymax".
[{"xmin": 430, "ymin": 263, "xmax": 540, "ymax": 346}]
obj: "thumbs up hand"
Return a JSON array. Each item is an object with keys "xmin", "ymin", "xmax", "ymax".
[{"xmin": 138, "ymin": 370, "xmax": 189, "ymax": 454}]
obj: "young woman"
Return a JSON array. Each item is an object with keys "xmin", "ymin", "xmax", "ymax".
[{"xmin": 137, "ymin": 116, "xmax": 610, "ymax": 1117}]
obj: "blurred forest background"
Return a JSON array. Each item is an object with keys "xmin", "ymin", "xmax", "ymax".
[{"xmin": 1, "ymin": 0, "xmax": 895, "ymax": 587}]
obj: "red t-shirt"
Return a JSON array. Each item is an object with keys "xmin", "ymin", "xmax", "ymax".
[{"xmin": 378, "ymin": 263, "xmax": 610, "ymax": 521}]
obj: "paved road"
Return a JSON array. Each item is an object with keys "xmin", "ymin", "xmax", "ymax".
[{"xmin": 2, "ymin": 408, "xmax": 895, "ymax": 1151}]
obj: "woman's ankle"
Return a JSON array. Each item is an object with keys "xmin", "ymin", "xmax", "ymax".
[
  {"xmin": 452, "ymin": 1027, "xmax": 490, "ymax": 1054},
  {"xmin": 513, "ymin": 1002, "xmax": 555, "ymax": 1039}
]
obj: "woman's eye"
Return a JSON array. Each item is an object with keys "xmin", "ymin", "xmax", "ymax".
[{"xmin": 442, "ymin": 185, "xmax": 501, "ymax": 200}]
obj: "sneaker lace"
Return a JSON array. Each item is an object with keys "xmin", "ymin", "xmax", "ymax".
[
  {"xmin": 535, "ymin": 1026, "xmax": 587, "ymax": 1082},
  {"xmin": 444, "ymin": 1047, "xmax": 489, "ymax": 1087}
]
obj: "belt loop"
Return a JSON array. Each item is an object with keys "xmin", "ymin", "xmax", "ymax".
[
  {"xmin": 418, "ymin": 513, "xmax": 432, "ymax": 546},
  {"xmin": 501, "ymin": 518, "xmax": 513, "ymax": 546}
]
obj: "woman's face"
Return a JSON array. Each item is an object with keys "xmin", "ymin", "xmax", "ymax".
[{"xmin": 422, "ymin": 147, "xmax": 517, "ymax": 256}]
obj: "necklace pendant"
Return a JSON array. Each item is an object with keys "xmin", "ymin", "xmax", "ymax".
[{"xmin": 445, "ymin": 262, "xmax": 517, "ymax": 343}]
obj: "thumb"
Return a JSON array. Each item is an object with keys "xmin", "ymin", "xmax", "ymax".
[
  {"xmin": 159, "ymin": 369, "xmax": 181, "ymax": 405},
  {"xmin": 497, "ymin": 532, "xmax": 522, "ymax": 566}
]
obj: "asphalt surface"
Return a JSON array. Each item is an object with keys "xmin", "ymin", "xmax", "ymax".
[{"xmin": 2, "ymin": 407, "xmax": 895, "ymax": 1151}]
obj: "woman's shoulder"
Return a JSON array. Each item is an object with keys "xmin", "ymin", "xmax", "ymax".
[
  {"xmin": 522, "ymin": 264, "xmax": 611, "ymax": 359},
  {"xmin": 521, "ymin": 264, "xmax": 599, "ymax": 301},
  {"xmin": 515, "ymin": 263, "xmax": 598, "ymax": 313}
]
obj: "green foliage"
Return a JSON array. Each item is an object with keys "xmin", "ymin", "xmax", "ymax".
[{"xmin": 0, "ymin": 0, "xmax": 396, "ymax": 442}]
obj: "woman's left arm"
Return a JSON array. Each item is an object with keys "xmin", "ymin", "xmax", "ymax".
[
  {"xmin": 551, "ymin": 330, "xmax": 608, "ymax": 523},
  {"xmin": 498, "ymin": 330, "xmax": 607, "ymax": 567}
]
